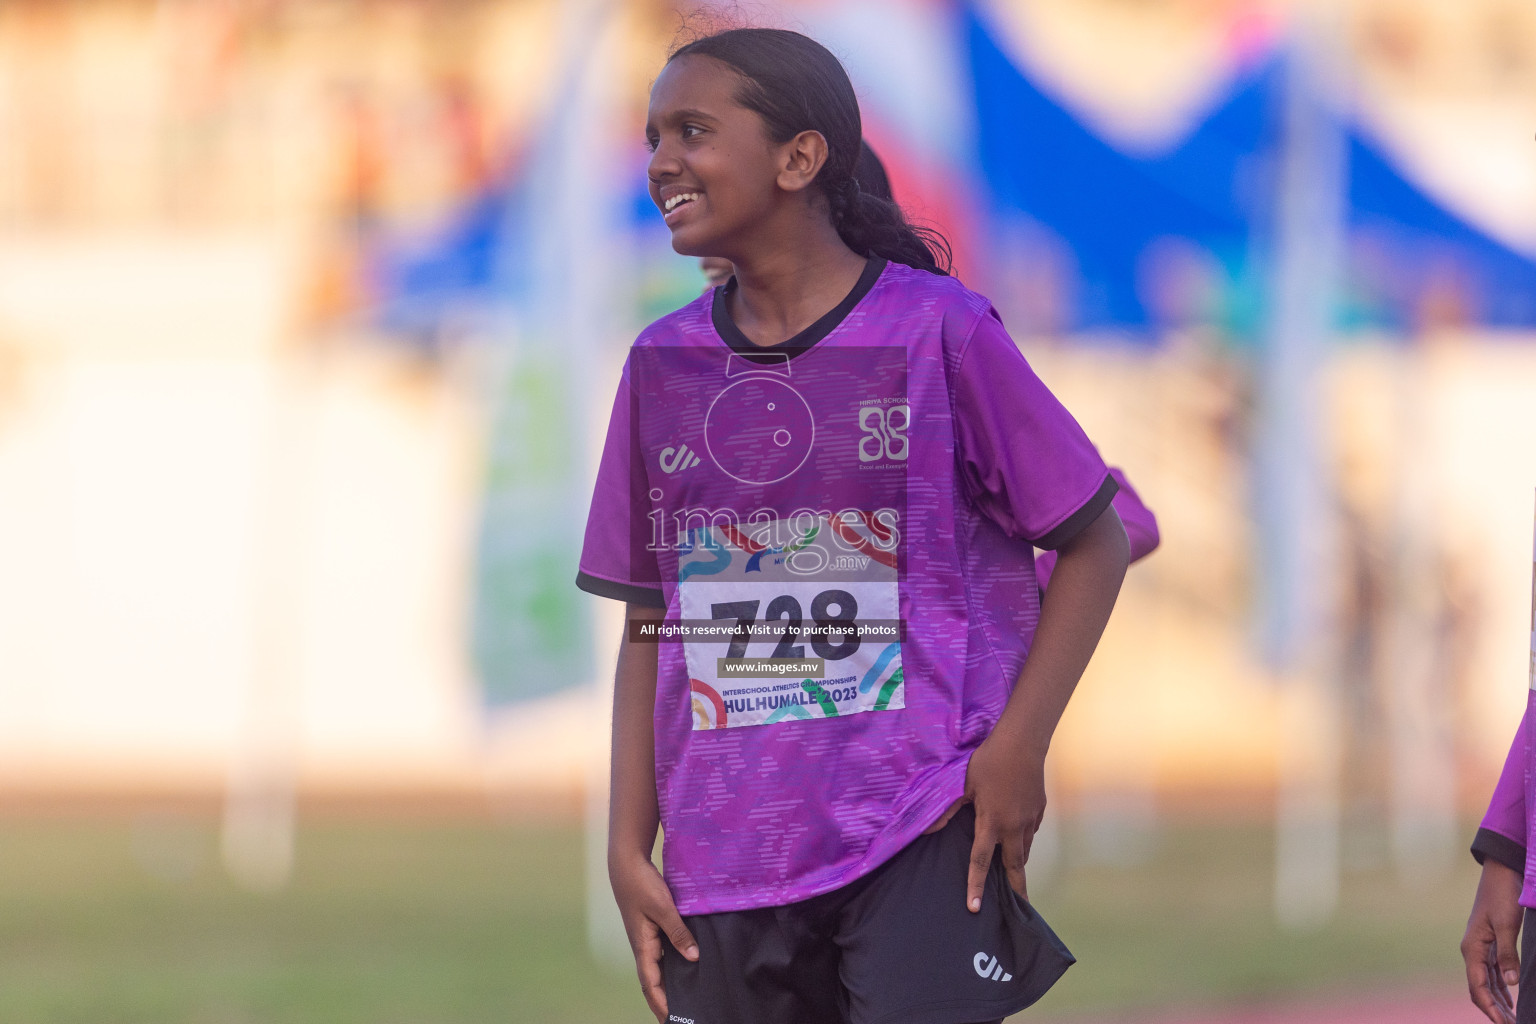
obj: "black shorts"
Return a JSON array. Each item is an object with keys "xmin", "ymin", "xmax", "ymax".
[{"xmin": 661, "ymin": 804, "xmax": 1073, "ymax": 1024}]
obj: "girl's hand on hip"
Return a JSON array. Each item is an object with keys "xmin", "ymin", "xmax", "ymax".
[
  {"xmin": 610, "ymin": 853, "xmax": 699, "ymax": 1023},
  {"xmin": 1463, "ymin": 858, "xmax": 1522, "ymax": 1024},
  {"xmin": 963, "ymin": 727, "xmax": 1047, "ymax": 911}
]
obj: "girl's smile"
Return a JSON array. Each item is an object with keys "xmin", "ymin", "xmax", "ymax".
[
  {"xmin": 662, "ymin": 192, "xmax": 700, "ymax": 213},
  {"xmin": 661, "ymin": 190, "xmax": 702, "ymax": 224}
]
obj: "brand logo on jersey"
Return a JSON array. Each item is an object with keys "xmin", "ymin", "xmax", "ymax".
[
  {"xmin": 858, "ymin": 404, "xmax": 909, "ymax": 463},
  {"xmin": 974, "ymin": 952, "xmax": 1013, "ymax": 982},
  {"xmin": 659, "ymin": 444, "xmax": 702, "ymax": 473}
]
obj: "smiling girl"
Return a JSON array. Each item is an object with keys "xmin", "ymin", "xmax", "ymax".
[{"xmin": 577, "ymin": 28, "xmax": 1135, "ymax": 1024}]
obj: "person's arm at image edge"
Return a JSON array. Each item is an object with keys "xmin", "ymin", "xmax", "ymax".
[{"xmin": 1464, "ymin": 708, "xmax": 1529, "ymax": 1023}]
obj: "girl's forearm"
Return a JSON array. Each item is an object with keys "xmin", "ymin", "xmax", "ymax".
[
  {"xmin": 609, "ymin": 604, "xmax": 665, "ymax": 868},
  {"xmin": 995, "ymin": 507, "xmax": 1129, "ymax": 758}
]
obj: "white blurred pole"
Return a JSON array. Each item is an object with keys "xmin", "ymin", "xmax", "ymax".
[
  {"xmin": 224, "ymin": 353, "xmax": 310, "ymax": 891},
  {"xmin": 1259, "ymin": 10, "xmax": 1347, "ymax": 930},
  {"xmin": 1274, "ymin": 662, "xmax": 1342, "ymax": 929}
]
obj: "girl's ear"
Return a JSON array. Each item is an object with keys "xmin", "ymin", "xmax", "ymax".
[{"xmin": 776, "ymin": 130, "xmax": 830, "ymax": 194}]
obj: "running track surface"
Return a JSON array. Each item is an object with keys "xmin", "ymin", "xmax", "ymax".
[{"xmin": 1060, "ymin": 989, "xmax": 1484, "ymax": 1023}]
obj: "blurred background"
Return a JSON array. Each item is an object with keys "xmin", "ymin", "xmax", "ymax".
[{"xmin": 0, "ymin": 0, "xmax": 1533, "ymax": 1020}]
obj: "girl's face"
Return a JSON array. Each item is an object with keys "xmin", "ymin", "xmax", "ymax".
[{"xmin": 645, "ymin": 56, "xmax": 785, "ymax": 259}]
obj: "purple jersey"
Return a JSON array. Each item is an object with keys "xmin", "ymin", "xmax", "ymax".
[
  {"xmin": 577, "ymin": 259, "xmax": 1117, "ymax": 914},
  {"xmin": 1476, "ymin": 700, "xmax": 1536, "ymax": 906}
]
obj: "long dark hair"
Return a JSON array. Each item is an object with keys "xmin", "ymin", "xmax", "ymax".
[{"xmin": 669, "ymin": 29, "xmax": 951, "ymax": 276}]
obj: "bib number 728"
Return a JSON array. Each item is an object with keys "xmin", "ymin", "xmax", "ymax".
[{"xmin": 711, "ymin": 590, "xmax": 861, "ymax": 660}]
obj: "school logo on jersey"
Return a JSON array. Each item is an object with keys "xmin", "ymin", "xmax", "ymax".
[{"xmin": 857, "ymin": 401, "xmax": 910, "ymax": 464}]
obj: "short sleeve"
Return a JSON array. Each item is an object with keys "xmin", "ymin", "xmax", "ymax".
[
  {"xmin": 575, "ymin": 365, "xmax": 665, "ymax": 606},
  {"xmin": 953, "ymin": 307, "xmax": 1116, "ymax": 550},
  {"xmin": 1473, "ymin": 707, "xmax": 1529, "ymax": 873},
  {"xmin": 1036, "ymin": 465, "xmax": 1159, "ymax": 589}
]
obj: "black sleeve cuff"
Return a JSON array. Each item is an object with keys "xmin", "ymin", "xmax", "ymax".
[
  {"xmin": 575, "ymin": 571, "xmax": 666, "ymax": 608},
  {"xmin": 1031, "ymin": 473, "xmax": 1120, "ymax": 551},
  {"xmin": 1472, "ymin": 827, "xmax": 1527, "ymax": 875}
]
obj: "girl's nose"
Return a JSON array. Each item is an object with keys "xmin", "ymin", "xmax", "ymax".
[{"xmin": 648, "ymin": 139, "xmax": 681, "ymax": 182}]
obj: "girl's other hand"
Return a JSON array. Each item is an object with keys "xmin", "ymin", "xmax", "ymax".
[
  {"xmin": 1463, "ymin": 858, "xmax": 1523, "ymax": 1024},
  {"xmin": 610, "ymin": 852, "xmax": 699, "ymax": 1022},
  {"xmin": 962, "ymin": 725, "xmax": 1047, "ymax": 911}
]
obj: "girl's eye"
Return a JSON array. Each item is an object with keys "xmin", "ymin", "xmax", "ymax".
[{"xmin": 646, "ymin": 124, "xmax": 705, "ymax": 153}]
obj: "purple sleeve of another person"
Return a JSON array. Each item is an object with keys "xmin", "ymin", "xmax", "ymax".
[
  {"xmin": 1472, "ymin": 707, "xmax": 1529, "ymax": 879},
  {"xmin": 1035, "ymin": 466, "xmax": 1159, "ymax": 591}
]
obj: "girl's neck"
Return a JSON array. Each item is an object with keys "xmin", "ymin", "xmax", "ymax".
[{"xmin": 724, "ymin": 216, "xmax": 869, "ymax": 348}]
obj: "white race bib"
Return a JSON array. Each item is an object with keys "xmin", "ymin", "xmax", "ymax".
[{"xmin": 678, "ymin": 514, "xmax": 903, "ymax": 730}]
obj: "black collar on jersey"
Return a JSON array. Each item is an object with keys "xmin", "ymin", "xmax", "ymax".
[{"xmin": 712, "ymin": 257, "xmax": 887, "ymax": 364}]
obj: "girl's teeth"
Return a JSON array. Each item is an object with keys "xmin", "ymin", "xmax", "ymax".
[{"xmin": 666, "ymin": 193, "xmax": 699, "ymax": 212}]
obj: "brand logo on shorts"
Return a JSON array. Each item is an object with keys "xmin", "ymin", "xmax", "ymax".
[
  {"xmin": 659, "ymin": 443, "xmax": 702, "ymax": 474},
  {"xmin": 974, "ymin": 951, "xmax": 1013, "ymax": 982}
]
